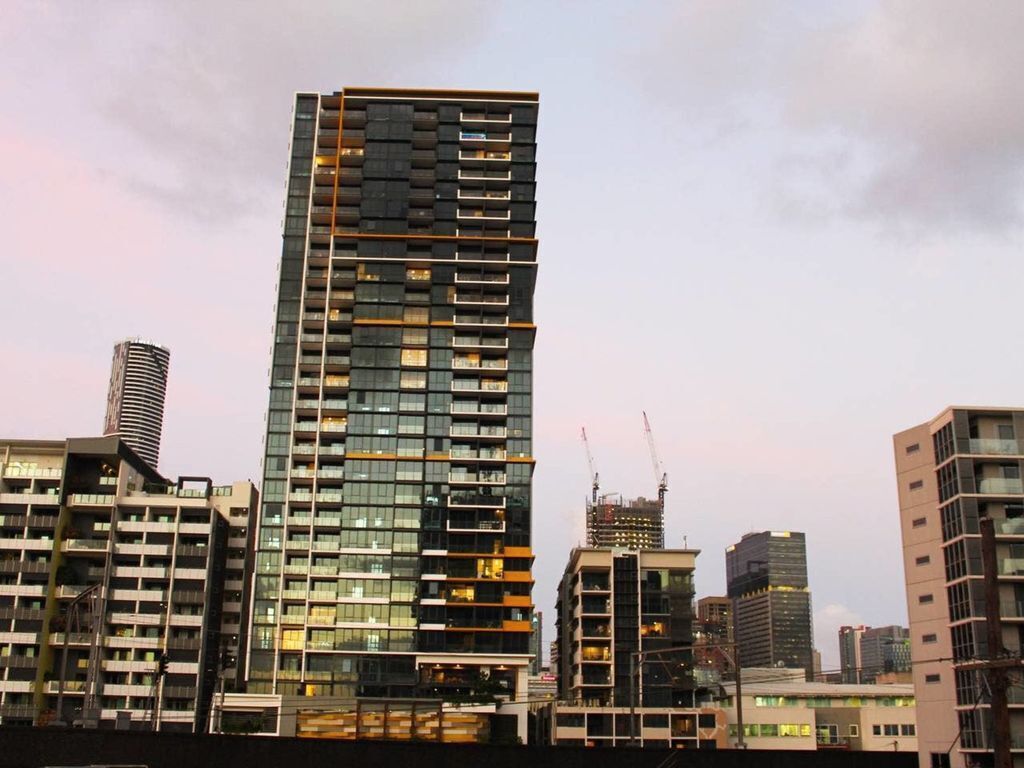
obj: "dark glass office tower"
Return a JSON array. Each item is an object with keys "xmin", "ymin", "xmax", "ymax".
[
  {"xmin": 249, "ymin": 89, "xmax": 539, "ymax": 711},
  {"xmin": 726, "ymin": 531, "xmax": 814, "ymax": 678}
]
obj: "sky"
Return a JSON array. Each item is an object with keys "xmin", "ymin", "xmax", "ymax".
[{"xmin": 2, "ymin": 1, "xmax": 1023, "ymax": 671}]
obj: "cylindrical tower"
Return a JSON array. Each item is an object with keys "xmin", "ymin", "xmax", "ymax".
[{"xmin": 102, "ymin": 338, "xmax": 170, "ymax": 469}]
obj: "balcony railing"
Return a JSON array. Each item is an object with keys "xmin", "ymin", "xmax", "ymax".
[
  {"xmin": 970, "ymin": 438, "xmax": 1021, "ymax": 455},
  {"xmin": 979, "ymin": 478, "xmax": 1024, "ymax": 495},
  {"xmin": 2, "ymin": 467, "xmax": 61, "ymax": 479},
  {"xmin": 1000, "ymin": 559, "xmax": 1024, "ymax": 576},
  {"xmin": 998, "ymin": 518, "xmax": 1024, "ymax": 535}
]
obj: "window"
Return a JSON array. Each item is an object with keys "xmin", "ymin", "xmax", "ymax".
[
  {"xmin": 909, "ymin": 480, "xmax": 924, "ymax": 490},
  {"xmin": 916, "ymin": 555, "xmax": 931, "ymax": 565},
  {"xmin": 906, "ymin": 443, "xmax": 920, "ymax": 454},
  {"xmin": 925, "ymin": 673, "xmax": 940, "ymax": 683},
  {"xmin": 919, "ymin": 593, "xmax": 934, "ymax": 604},
  {"xmin": 922, "ymin": 633, "xmax": 937, "ymax": 643},
  {"xmin": 901, "ymin": 724, "xmax": 916, "ymax": 736},
  {"xmin": 400, "ymin": 348, "xmax": 427, "ymax": 367},
  {"xmin": 999, "ymin": 424, "xmax": 1015, "ymax": 440},
  {"xmin": 912, "ymin": 517, "xmax": 927, "ymax": 528},
  {"xmin": 849, "ymin": 724, "xmax": 859, "ymax": 737}
]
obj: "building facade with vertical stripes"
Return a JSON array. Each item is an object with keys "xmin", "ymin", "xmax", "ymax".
[
  {"xmin": 247, "ymin": 89, "xmax": 539, "ymax": 729},
  {"xmin": 103, "ymin": 339, "xmax": 171, "ymax": 471}
]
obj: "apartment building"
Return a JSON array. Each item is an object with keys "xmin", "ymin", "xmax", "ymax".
[
  {"xmin": 895, "ymin": 407, "xmax": 1024, "ymax": 767},
  {"xmin": 694, "ymin": 596, "xmax": 734, "ymax": 683},
  {"xmin": 102, "ymin": 339, "xmax": 171, "ymax": 470},
  {"xmin": 554, "ymin": 548, "xmax": 697, "ymax": 708},
  {"xmin": 0, "ymin": 437, "xmax": 256, "ymax": 732},
  {"xmin": 726, "ymin": 530, "xmax": 814, "ymax": 678},
  {"xmin": 248, "ymin": 88, "xmax": 539, "ymax": 739}
]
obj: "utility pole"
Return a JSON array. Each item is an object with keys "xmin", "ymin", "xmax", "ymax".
[
  {"xmin": 54, "ymin": 584, "xmax": 100, "ymax": 727},
  {"xmin": 980, "ymin": 516, "xmax": 1012, "ymax": 768}
]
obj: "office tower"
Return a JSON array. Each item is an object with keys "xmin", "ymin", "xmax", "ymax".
[
  {"xmin": 249, "ymin": 89, "xmax": 539, "ymax": 731},
  {"xmin": 697, "ymin": 596, "xmax": 733, "ymax": 643},
  {"xmin": 103, "ymin": 339, "xmax": 171, "ymax": 470},
  {"xmin": 693, "ymin": 596, "xmax": 734, "ymax": 682},
  {"xmin": 0, "ymin": 436, "xmax": 257, "ymax": 732},
  {"xmin": 895, "ymin": 406, "xmax": 1024, "ymax": 766},
  {"xmin": 554, "ymin": 547, "xmax": 696, "ymax": 707},
  {"xmin": 838, "ymin": 625, "xmax": 867, "ymax": 684},
  {"xmin": 726, "ymin": 531, "xmax": 814, "ymax": 678},
  {"xmin": 859, "ymin": 625, "xmax": 910, "ymax": 684},
  {"xmin": 586, "ymin": 496, "xmax": 664, "ymax": 550}
]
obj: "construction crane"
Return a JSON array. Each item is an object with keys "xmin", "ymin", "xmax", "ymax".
[
  {"xmin": 642, "ymin": 411, "xmax": 668, "ymax": 509},
  {"xmin": 581, "ymin": 427, "xmax": 599, "ymax": 503}
]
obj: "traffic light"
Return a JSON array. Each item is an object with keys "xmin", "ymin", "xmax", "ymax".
[{"xmin": 157, "ymin": 653, "xmax": 169, "ymax": 676}]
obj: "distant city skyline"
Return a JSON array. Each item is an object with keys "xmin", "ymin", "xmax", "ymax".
[{"xmin": 3, "ymin": 2, "xmax": 1023, "ymax": 672}]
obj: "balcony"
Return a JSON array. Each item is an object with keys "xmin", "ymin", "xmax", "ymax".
[
  {"xmin": 62, "ymin": 538, "xmax": 109, "ymax": 554},
  {"xmin": 451, "ymin": 380, "xmax": 507, "ymax": 393},
  {"xmin": 450, "ymin": 425, "xmax": 507, "ymax": 439},
  {"xmin": 68, "ymin": 494, "xmax": 115, "ymax": 506},
  {"xmin": 448, "ymin": 494, "xmax": 506, "ymax": 509},
  {"xmin": 450, "ymin": 403, "xmax": 508, "ymax": 417},
  {"xmin": 455, "ymin": 271, "xmax": 510, "ymax": 284},
  {"xmin": 970, "ymin": 439, "xmax": 1021, "ymax": 456},
  {"xmin": 1001, "ymin": 600, "xmax": 1024, "ymax": 618},
  {"xmin": 450, "ymin": 448, "xmax": 507, "ymax": 462},
  {"xmin": 448, "ymin": 471, "xmax": 507, "ymax": 485},
  {"xmin": 454, "ymin": 294, "xmax": 509, "ymax": 307},
  {"xmin": 452, "ymin": 358, "xmax": 507, "ymax": 371},
  {"xmin": 458, "ymin": 169, "xmax": 511, "ymax": 182},
  {"xmin": 979, "ymin": 478, "xmax": 1024, "ymax": 495},
  {"xmin": 446, "ymin": 520, "xmax": 506, "ymax": 533},
  {"xmin": 457, "ymin": 190, "xmax": 510, "ymax": 201},
  {"xmin": 452, "ymin": 336, "xmax": 508, "ymax": 349},
  {"xmin": 998, "ymin": 518, "xmax": 1024, "ymax": 535},
  {"xmin": 2, "ymin": 467, "xmax": 61, "ymax": 479},
  {"xmin": 460, "ymin": 112, "xmax": 512, "ymax": 124},
  {"xmin": 457, "ymin": 209, "xmax": 511, "ymax": 221},
  {"xmin": 454, "ymin": 314, "xmax": 508, "ymax": 326}
]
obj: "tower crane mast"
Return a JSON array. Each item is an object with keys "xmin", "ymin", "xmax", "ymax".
[
  {"xmin": 581, "ymin": 427, "xmax": 599, "ymax": 503},
  {"xmin": 642, "ymin": 411, "xmax": 668, "ymax": 509}
]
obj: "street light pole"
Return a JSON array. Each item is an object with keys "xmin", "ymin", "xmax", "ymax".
[{"xmin": 54, "ymin": 584, "xmax": 100, "ymax": 727}]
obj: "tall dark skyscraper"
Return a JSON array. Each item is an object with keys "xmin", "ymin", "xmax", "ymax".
[
  {"xmin": 102, "ymin": 338, "xmax": 170, "ymax": 469},
  {"xmin": 248, "ymin": 89, "xmax": 539, "ymax": 726},
  {"xmin": 726, "ymin": 530, "xmax": 814, "ymax": 678}
]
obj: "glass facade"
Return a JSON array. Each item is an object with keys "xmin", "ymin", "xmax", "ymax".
[
  {"xmin": 248, "ymin": 89, "xmax": 539, "ymax": 699},
  {"xmin": 726, "ymin": 531, "xmax": 814, "ymax": 677}
]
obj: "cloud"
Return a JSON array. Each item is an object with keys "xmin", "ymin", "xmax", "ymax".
[
  {"xmin": 623, "ymin": 2, "xmax": 1024, "ymax": 235},
  {"xmin": 783, "ymin": 1, "xmax": 1024, "ymax": 234},
  {"xmin": 1, "ymin": 2, "xmax": 498, "ymax": 223}
]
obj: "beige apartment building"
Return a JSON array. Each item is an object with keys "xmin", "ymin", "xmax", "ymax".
[
  {"xmin": 720, "ymin": 673, "xmax": 916, "ymax": 751},
  {"xmin": 895, "ymin": 407, "xmax": 1024, "ymax": 768},
  {"xmin": 0, "ymin": 436, "xmax": 256, "ymax": 732}
]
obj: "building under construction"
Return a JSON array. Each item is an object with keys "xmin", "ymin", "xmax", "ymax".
[
  {"xmin": 581, "ymin": 414, "xmax": 668, "ymax": 551},
  {"xmin": 585, "ymin": 496, "xmax": 664, "ymax": 550}
]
